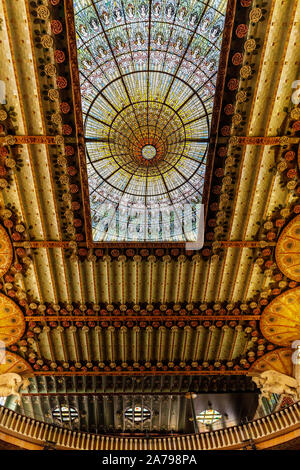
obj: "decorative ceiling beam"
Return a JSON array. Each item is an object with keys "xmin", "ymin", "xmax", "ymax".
[
  {"xmin": 32, "ymin": 370, "xmax": 250, "ymax": 376},
  {"xmin": 12, "ymin": 240, "xmax": 276, "ymax": 248},
  {"xmin": 3, "ymin": 135, "xmax": 298, "ymax": 146},
  {"xmin": 0, "ymin": 136, "xmax": 57, "ymax": 144},
  {"xmin": 218, "ymin": 136, "xmax": 300, "ymax": 145}
]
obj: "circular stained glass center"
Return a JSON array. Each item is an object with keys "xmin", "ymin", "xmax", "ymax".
[
  {"xmin": 141, "ymin": 145, "xmax": 157, "ymax": 160},
  {"xmin": 125, "ymin": 405, "xmax": 151, "ymax": 422}
]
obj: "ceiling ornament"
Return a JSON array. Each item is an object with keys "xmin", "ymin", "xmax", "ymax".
[
  {"xmin": 276, "ymin": 214, "xmax": 300, "ymax": 281},
  {"xmin": 73, "ymin": 0, "xmax": 230, "ymax": 242},
  {"xmin": 260, "ymin": 287, "xmax": 300, "ymax": 347},
  {"xmin": 0, "ymin": 351, "xmax": 32, "ymax": 376},
  {"xmin": 249, "ymin": 348, "xmax": 293, "ymax": 377},
  {"xmin": 0, "ymin": 293, "xmax": 25, "ymax": 347},
  {"xmin": 0, "ymin": 224, "xmax": 12, "ymax": 277}
]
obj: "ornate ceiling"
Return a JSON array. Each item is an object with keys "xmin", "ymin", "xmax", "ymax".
[{"xmin": 0, "ymin": 0, "xmax": 299, "ymax": 438}]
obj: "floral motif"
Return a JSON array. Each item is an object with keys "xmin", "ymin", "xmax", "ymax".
[
  {"xmin": 54, "ymin": 50, "xmax": 66, "ymax": 63},
  {"xmin": 240, "ymin": 65, "xmax": 252, "ymax": 78},
  {"xmin": 240, "ymin": 0, "xmax": 252, "ymax": 6},
  {"xmin": 215, "ymin": 168, "xmax": 224, "ymax": 177},
  {"xmin": 232, "ymin": 113, "xmax": 242, "ymax": 125},
  {"xmin": 37, "ymin": 5, "xmax": 50, "ymax": 20},
  {"xmin": 244, "ymin": 39, "xmax": 256, "ymax": 52},
  {"xmin": 236, "ymin": 91, "xmax": 247, "ymax": 103},
  {"xmin": 229, "ymin": 136, "xmax": 239, "ymax": 145},
  {"xmin": 232, "ymin": 52, "xmax": 243, "ymax": 66},
  {"xmin": 221, "ymin": 125, "xmax": 230, "ymax": 136},
  {"xmin": 44, "ymin": 64, "xmax": 57, "ymax": 76},
  {"xmin": 41, "ymin": 34, "xmax": 53, "ymax": 48},
  {"xmin": 56, "ymin": 76, "xmax": 67, "ymax": 88},
  {"xmin": 60, "ymin": 102, "xmax": 71, "ymax": 114},
  {"xmin": 55, "ymin": 135, "xmax": 64, "ymax": 145},
  {"xmin": 290, "ymin": 108, "xmax": 300, "ymax": 120},
  {"xmin": 224, "ymin": 104, "xmax": 234, "ymax": 115},
  {"xmin": 227, "ymin": 78, "xmax": 239, "ymax": 91},
  {"xmin": 62, "ymin": 124, "xmax": 72, "ymax": 135},
  {"xmin": 284, "ymin": 150, "xmax": 295, "ymax": 161},
  {"xmin": 65, "ymin": 145, "xmax": 75, "ymax": 156},
  {"xmin": 51, "ymin": 113, "xmax": 62, "ymax": 125},
  {"xmin": 218, "ymin": 147, "xmax": 227, "ymax": 157},
  {"xmin": 0, "ymin": 110, "xmax": 8, "ymax": 121},
  {"xmin": 48, "ymin": 89, "xmax": 59, "ymax": 101},
  {"xmin": 249, "ymin": 7, "xmax": 263, "ymax": 23},
  {"xmin": 292, "ymin": 121, "xmax": 300, "ymax": 131},
  {"xmin": 236, "ymin": 24, "xmax": 248, "ymax": 38}
]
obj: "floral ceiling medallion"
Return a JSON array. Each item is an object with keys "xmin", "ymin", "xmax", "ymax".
[{"xmin": 276, "ymin": 214, "xmax": 300, "ymax": 282}]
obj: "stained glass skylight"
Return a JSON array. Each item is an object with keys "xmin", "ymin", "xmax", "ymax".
[
  {"xmin": 73, "ymin": 0, "xmax": 229, "ymax": 241},
  {"xmin": 196, "ymin": 409, "xmax": 222, "ymax": 425}
]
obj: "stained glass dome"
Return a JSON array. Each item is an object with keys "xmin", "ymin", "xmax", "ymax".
[
  {"xmin": 52, "ymin": 405, "xmax": 79, "ymax": 423},
  {"xmin": 73, "ymin": 0, "xmax": 228, "ymax": 241}
]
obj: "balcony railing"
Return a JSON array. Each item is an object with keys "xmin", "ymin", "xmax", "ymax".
[{"xmin": 0, "ymin": 401, "xmax": 300, "ymax": 450}]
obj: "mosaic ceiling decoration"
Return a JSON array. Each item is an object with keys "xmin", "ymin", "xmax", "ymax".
[
  {"xmin": 74, "ymin": 0, "xmax": 229, "ymax": 241},
  {"xmin": 260, "ymin": 287, "xmax": 300, "ymax": 347}
]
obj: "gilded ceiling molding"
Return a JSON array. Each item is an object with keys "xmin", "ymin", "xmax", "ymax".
[
  {"xmin": 276, "ymin": 214, "xmax": 300, "ymax": 282},
  {"xmin": 0, "ymin": 135, "xmax": 57, "ymax": 145},
  {"xmin": 260, "ymin": 287, "xmax": 300, "ymax": 347},
  {"xmin": 24, "ymin": 314, "xmax": 261, "ymax": 322},
  {"xmin": 23, "ymin": 299, "xmax": 264, "ymax": 317}
]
